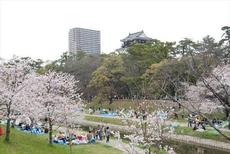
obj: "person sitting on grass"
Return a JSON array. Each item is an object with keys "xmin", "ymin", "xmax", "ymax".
[
  {"xmin": 25, "ymin": 124, "xmax": 31, "ymax": 131},
  {"xmin": 53, "ymin": 135, "xmax": 59, "ymax": 143},
  {"xmin": 58, "ymin": 131, "xmax": 67, "ymax": 144},
  {"xmin": 87, "ymin": 130, "xmax": 95, "ymax": 144}
]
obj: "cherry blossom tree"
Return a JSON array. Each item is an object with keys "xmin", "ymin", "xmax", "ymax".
[
  {"xmin": 21, "ymin": 71, "xmax": 82, "ymax": 144},
  {"xmin": 0, "ymin": 57, "xmax": 35, "ymax": 142},
  {"xmin": 15, "ymin": 78, "xmax": 46, "ymax": 127},
  {"xmin": 120, "ymin": 102, "xmax": 169, "ymax": 154},
  {"xmin": 186, "ymin": 64, "xmax": 230, "ymax": 129},
  {"xmin": 58, "ymin": 103, "xmax": 83, "ymax": 154}
]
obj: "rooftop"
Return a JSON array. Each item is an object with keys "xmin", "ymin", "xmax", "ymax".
[{"xmin": 121, "ymin": 30, "xmax": 152, "ymax": 42}]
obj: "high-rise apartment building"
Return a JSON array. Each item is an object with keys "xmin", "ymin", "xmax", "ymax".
[{"xmin": 69, "ymin": 27, "xmax": 101, "ymax": 54}]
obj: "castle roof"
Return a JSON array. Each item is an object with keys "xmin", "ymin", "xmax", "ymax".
[{"xmin": 121, "ymin": 30, "xmax": 152, "ymax": 42}]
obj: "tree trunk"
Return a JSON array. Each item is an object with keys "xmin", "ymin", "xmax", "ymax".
[
  {"xmin": 69, "ymin": 143, "xmax": 72, "ymax": 154},
  {"xmin": 48, "ymin": 118, "xmax": 53, "ymax": 145},
  {"xmin": 225, "ymin": 109, "xmax": 230, "ymax": 130},
  {"xmin": 5, "ymin": 118, "xmax": 11, "ymax": 143},
  {"xmin": 225, "ymin": 109, "xmax": 229, "ymax": 119},
  {"xmin": 228, "ymin": 113, "xmax": 230, "ymax": 130},
  {"xmin": 148, "ymin": 147, "xmax": 151, "ymax": 154}
]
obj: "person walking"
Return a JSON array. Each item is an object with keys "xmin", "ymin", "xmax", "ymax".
[
  {"xmin": 188, "ymin": 114, "xmax": 192, "ymax": 127},
  {"xmin": 96, "ymin": 125, "xmax": 100, "ymax": 140},
  {"xmin": 98, "ymin": 126, "xmax": 103, "ymax": 140},
  {"xmin": 105, "ymin": 127, "xmax": 110, "ymax": 143}
]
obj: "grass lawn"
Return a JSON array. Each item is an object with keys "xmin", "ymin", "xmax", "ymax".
[
  {"xmin": 0, "ymin": 126, "xmax": 122, "ymax": 154},
  {"xmin": 86, "ymin": 99, "xmax": 161, "ymax": 111},
  {"xmin": 175, "ymin": 127, "xmax": 230, "ymax": 143},
  {"xmin": 85, "ymin": 115, "xmax": 125, "ymax": 126}
]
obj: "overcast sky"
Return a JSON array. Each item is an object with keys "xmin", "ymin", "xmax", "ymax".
[{"xmin": 0, "ymin": 0, "xmax": 229, "ymax": 61}]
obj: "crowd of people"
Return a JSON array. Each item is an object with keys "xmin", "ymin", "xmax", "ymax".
[
  {"xmin": 53, "ymin": 125, "xmax": 111, "ymax": 145},
  {"xmin": 0, "ymin": 117, "xmax": 49, "ymax": 135},
  {"xmin": 212, "ymin": 118, "xmax": 223, "ymax": 127},
  {"xmin": 17, "ymin": 122, "xmax": 47, "ymax": 134},
  {"xmin": 53, "ymin": 131, "xmax": 89, "ymax": 145},
  {"xmin": 0, "ymin": 118, "xmax": 48, "ymax": 135},
  {"xmin": 187, "ymin": 114, "xmax": 207, "ymax": 131},
  {"xmin": 89, "ymin": 125, "xmax": 111, "ymax": 143},
  {"xmin": 1, "ymin": 117, "xmax": 113, "ymax": 145}
]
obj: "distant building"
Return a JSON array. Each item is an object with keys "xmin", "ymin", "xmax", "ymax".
[
  {"xmin": 121, "ymin": 30, "xmax": 152, "ymax": 48},
  {"xmin": 69, "ymin": 27, "xmax": 101, "ymax": 54}
]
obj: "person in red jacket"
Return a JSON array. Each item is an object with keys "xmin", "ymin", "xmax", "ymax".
[{"xmin": 0, "ymin": 127, "xmax": 4, "ymax": 136}]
